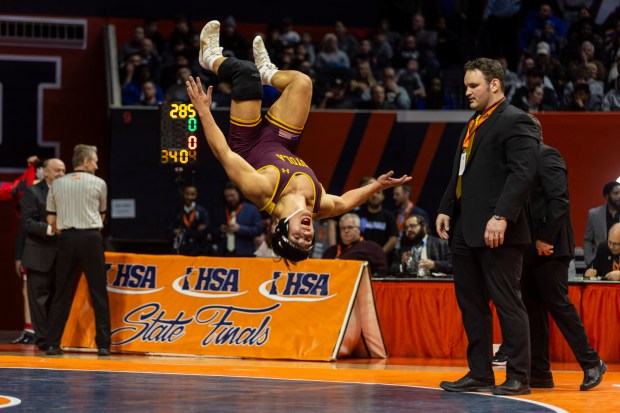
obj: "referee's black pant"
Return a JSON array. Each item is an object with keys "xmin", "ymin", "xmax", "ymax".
[{"xmin": 46, "ymin": 229, "xmax": 111, "ymax": 349}]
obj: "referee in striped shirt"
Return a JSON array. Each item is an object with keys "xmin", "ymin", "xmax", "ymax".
[{"xmin": 45, "ymin": 144, "xmax": 111, "ymax": 356}]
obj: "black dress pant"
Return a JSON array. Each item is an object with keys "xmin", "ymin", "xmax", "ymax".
[
  {"xmin": 521, "ymin": 255, "xmax": 600, "ymax": 376},
  {"xmin": 451, "ymin": 217, "xmax": 530, "ymax": 383},
  {"xmin": 46, "ymin": 229, "xmax": 111, "ymax": 349},
  {"xmin": 26, "ymin": 265, "xmax": 56, "ymax": 347}
]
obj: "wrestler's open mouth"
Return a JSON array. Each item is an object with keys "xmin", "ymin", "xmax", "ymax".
[{"xmin": 301, "ymin": 217, "xmax": 311, "ymax": 226}]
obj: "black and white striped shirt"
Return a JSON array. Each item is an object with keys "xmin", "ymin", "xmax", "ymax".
[{"xmin": 47, "ymin": 171, "xmax": 107, "ymax": 230}]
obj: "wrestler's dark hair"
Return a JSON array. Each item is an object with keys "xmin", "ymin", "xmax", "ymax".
[{"xmin": 271, "ymin": 218, "xmax": 312, "ymax": 265}]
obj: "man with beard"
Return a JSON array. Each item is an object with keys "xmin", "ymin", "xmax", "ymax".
[
  {"xmin": 219, "ymin": 181, "xmax": 264, "ymax": 257},
  {"xmin": 167, "ymin": 183, "xmax": 209, "ymax": 256},
  {"xmin": 583, "ymin": 181, "xmax": 620, "ymax": 266},
  {"xmin": 391, "ymin": 214, "xmax": 452, "ymax": 277},
  {"xmin": 322, "ymin": 213, "xmax": 388, "ymax": 277},
  {"xmin": 356, "ymin": 177, "xmax": 398, "ymax": 260}
]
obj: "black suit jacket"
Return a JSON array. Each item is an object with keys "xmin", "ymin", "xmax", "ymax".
[
  {"xmin": 20, "ymin": 180, "xmax": 57, "ymax": 272},
  {"xmin": 438, "ymin": 100, "xmax": 539, "ymax": 247},
  {"xmin": 526, "ymin": 144, "xmax": 575, "ymax": 261}
]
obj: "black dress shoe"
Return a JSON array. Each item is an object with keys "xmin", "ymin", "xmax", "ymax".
[
  {"xmin": 46, "ymin": 346, "xmax": 64, "ymax": 356},
  {"xmin": 97, "ymin": 347, "xmax": 110, "ymax": 356},
  {"xmin": 580, "ymin": 360, "xmax": 607, "ymax": 391},
  {"xmin": 492, "ymin": 378, "xmax": 531, "ymax": 395},
  {"xmin": 440, "ymin": 375, "xmax": 495, "ymax": 392},
  {"xmin": 37, "ymin": 342, "xmax": 50, "ymax": 352},
  {"xmin": 530, "ymin": 376, "xmax": 554, "ymax": 389}
]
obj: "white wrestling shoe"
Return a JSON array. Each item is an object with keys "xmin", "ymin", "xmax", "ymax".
[
  {"xmin": 252, "ymin": 35, "xmax": 278, "ymax": 85},
  {"xmin": 199, "ymin": 20, "xmax": 223, "ymax": 71}
]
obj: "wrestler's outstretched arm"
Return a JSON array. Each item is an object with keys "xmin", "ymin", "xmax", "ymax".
[
  {"xmin": 187, "ymin": 76, "xmax": 271, "ymax": 204},
  {"xmin": 317, "ymin": 171, "xmax": 411, "ymax": 218}
]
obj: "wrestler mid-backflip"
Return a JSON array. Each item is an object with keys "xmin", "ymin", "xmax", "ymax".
[{"xmin": 186, "ymin": 20, "xmax": 410, "ymax": 263}]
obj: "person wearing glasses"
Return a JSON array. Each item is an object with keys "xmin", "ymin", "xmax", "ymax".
[
  {"xmin": 321, "ymin": 213, "xmax": 388, "ymax": 277},
  {"xmin": 585, "ymin": 222, "xmax": 620, "ymax": 281}
]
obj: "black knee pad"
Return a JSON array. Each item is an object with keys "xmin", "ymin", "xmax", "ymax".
[{"xmin": 218, "ymin": 58, "xmax": 263, "ymax": 100}]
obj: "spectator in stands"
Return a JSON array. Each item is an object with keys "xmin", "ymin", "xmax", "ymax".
[
  {"xmin": 513, "ymin": 84, "xmax": 547, "ymax": 113},
  {"xmin": 297, "ymin": 32, "xmax": 317, "ymax": 66},
  {"xmin": 408, "ymin": 13, "xmax": 439, "ymax": 78},
  {"xmin": 220, "ymin": 16, "xmax": 248, "ymax": 60},
  {"xmin": 564, "ymin": 82, "xmax": 591, "ymax": 110},
  {"xmin": 357, "ymin": 84, "xmax": 396, "ymax": 110},
  {"xmin": 322, "ymin": 213, "xmax": 388, "ymax": 277},
  {"xmin": 585, "ymin": 223, "xmax": 620, "ymax": 281},
  {"xmin": 396, "ymin": 58, "xmax": 426, "ymax": 108},
  {"xmin": 144, "ymin": 18, "xmax": 165, "ymax": 55},
  {"xmin": 499, "ymin": 56, "xmax": 520, "ymax": 102},
  {"xmin": 315, "ymin": 33, "xmax": 351, "ymax": 78},
  {"xmin": 356, "ymin": 177, "xmax": 399, "ymax": 260},
  {"xmin": 393, "ymin": 34, "xmax": 421, "ymax": 70},
  {"xmin": 602, "ymin": 75, "xmax": 620, "ymax": 111},
  {"xmin": 121, "ymin": 64, "xmax": 164, "ymax": 105},
  {"xmin": 349, "ymin": 60, "xmax": 376, "ymax": 103},
  {"xmin": 218, "ymin": 181, "xmax": 264, "ymax": 257},
  {"xmin": 392, "ymin": 184, "xmax": 429, "ymax": 232},
  {"xmin": 278, "ymin": 17, "xmax": 301, "ymax": 46},
  {"xmin": 380, "ymin": 66, "xmax": 411, "ymax": 109},
  {"xmin": 334, "ymin": 20, "xmax": 359, "ymax": 62},
  {"xmin": 166, "ymin": 183, "xmax": 209, "ymax": 256},
  {"xmin": 372, "ymin": 31, "xmax": 394, "ymax": 71},
  {"xmin": 562, "ymin": 64, "xmax": 603, "ymax": 110},
  {"xmin": 373, "ymin": 17, "xmax": 402, "ymax": 52},
  {"xmin": 139, "ymin": 37, "xmax": 162, "ymax": 83},
  {"xmin": 140, "ymin": 81, "xmax": 163, "ymax": 106},
  {"xmin": 317, "ymin": 77, "xmax": 356, "ymax": 109},
  {"xmin": 354, "ymin": 38, "xmax": 377, "ymax": 72},
  {"xmin": 165, "ymin": 66, "xmax": 192, "ymax": 102},
  {"xmin": 418, "ymin": 76, "xmax": 457, "ymax": 110},
  {"xmin": 566, "ymin": 40, "xmax": 606, "ymax": 84},
  {"xmin": 520, "ymin": 3, "xmax": 569, "ymax": 52},
  {"xmin": 168, "ymin": 15, "xmax": 196, "ymax": 52},
  {"xmin": 254, "ymin": 218, "xmax": 277, "ymax": 258},
  {"xmin": 535, "ymin": 41, "xmax": 568, "ymax": 92},
  {"xmin": 511, "ymin": 66, "xmax": 560, "ymax": 110},
  {"xmin": 583, "ymin": 180, "xmax": 620, "ymax": 266},
  {"xmin": 160, "ymin": 51, "xmax": 192, "ymax": 91},
  {"xmin": 391, "ymin": 214, "xmax": 452, "ymax": 277},
  {"xmin": 119, "ymin": 25, "xmax": 145, "ymax": 63}
]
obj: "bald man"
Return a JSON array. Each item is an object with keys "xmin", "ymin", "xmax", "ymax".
[
  {"xmin": 585, "ymin": 223, "xmax": 620, "ymax": 281},
  {"xmin": 20, "ymin": 158, "xmax": 66, "ymax": 350}
]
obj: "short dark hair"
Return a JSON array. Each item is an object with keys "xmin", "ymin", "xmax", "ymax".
[
  {"xmin": 464, "ymin": 58, "xmax": 505, "ymax": 92},
  {"xmin": 603, "ymin": 181, "xmax": 620, "ymax": 197},
  {"xmin": 271, "ymin": 218, "xmax": 312, "ymax": 265}
]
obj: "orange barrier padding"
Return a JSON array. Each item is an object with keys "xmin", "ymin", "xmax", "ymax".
[
  {"xmin": 373, "ymin": 280, "xmax": 620, "ymax": 362},
  {"xmin": 62, "ymin": 253, "xmax": 386, "ymax": 361}
]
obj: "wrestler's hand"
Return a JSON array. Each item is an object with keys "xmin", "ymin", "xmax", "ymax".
[
  {"xmin": 484, "ymin": 217, "xmax": 507, "ymax": 248},
  {"xmin": 535, "ymin": 240, "xmax": 554, "ymax": 256},
  {"xmin": 186, "ymin": 76, "xmax": 212, "ymax": 113},
  {"xmin": 436, "ymin": 213, "xmax": 450, "ymax": 240},
  {"xmin": 375, "ymin": 171, "xmax": 412, "ymax": 189}
]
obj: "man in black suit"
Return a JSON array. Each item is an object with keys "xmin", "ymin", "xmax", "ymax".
[
  {"xmin": 521, "ymin": 117, "xmax": 606, "ymax": 391},
  {"xmin": 19, "ymin": 158, "xmax": 66, "ymax": 350},
  {"xmin": 436, "ymin": 58, "xmax": 539, "ymax": 396}
]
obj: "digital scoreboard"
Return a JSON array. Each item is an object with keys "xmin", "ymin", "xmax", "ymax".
[{"xmin": 160, "ymin": 102, "xmax": 199, "ymax": 165}]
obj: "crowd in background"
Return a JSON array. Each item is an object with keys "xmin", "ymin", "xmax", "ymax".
[{"xmin": 118, "ymin": 2, "xmax": 620, "ymax": 112}]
